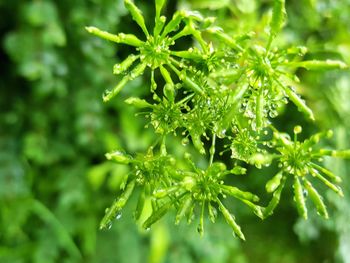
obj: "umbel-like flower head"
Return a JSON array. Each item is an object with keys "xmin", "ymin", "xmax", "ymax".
[
  {"xmin": 86, "ymin": 0, "xmax": 217, "ymax": 101},
  {"xmin": 263, "ymin": 126, "xmax": 348, "ymax": 219}
]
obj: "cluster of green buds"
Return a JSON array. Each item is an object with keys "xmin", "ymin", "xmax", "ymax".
[
  {"xmin": 262, "ymin": 126, "xmax": 347, "ymax": 219},
  {"xmin": 86, "ymin": 0, "xmax": 349, "ymax": 240}
]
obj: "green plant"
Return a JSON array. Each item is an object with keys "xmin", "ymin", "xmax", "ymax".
[{"xmin": 86, "ymin": 0, "xmax": 349, "ymax": 240}]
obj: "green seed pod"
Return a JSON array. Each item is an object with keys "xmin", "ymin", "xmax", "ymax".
[
  {"xmin": 124, "ymin": 0, "xmax": 149, "ymax": 37},
  {"xmin": 155, "ymin": 0, "xmax": 167, "ymax": 19},
  {"xmin": 191, "ymin": 134, "xmax": 205, "ymax": 155},
  {"xmin": 182, "ymin": 176, "xmax": 196, "ymax": 191},
  {"xmin": 293, "ymin": 176, "xmax": 308, "ymax": 219},
  {"xmin": 286, "ymin": 46, "xmax": 308, "ymax": 56},
  {"xmin": 220, "ymin": 84, "xmax": 250, "ymax": 130},
  {"xmin": 105, "ymin": 150, "xmax": 133, "ymax": 164},
  {"xmin": 175, "ymin": 195, "xmax": 192, "ymax": 225},
  {"xmin": 143, "ymin": 200, "xmax": 172, "ymax": 229},
  {"xmin": 171, "ymin": 25, "xmax": 193, "ymax": 41},
  {"xmin": 221, "ymin": 185, "xmax": 259, "ymax": 202},
  {"xmin": 158, "ymin": 65, "xmax": 172, "ymax": 84},
  {"xmin": 289, "ymin": 60, "xmax": 348, "ymax": 70},
  {"xmin": 85, "ymin": 27, "xmax": 143, "ymax": 46},
  {"xmin": 134, "ymin": 188, "xmax": 146, "ymax": 220},
  {"xmin": 314, "ymin": 170, "xmax": 344, "ymax": 197},
  {"xmin": 197, "ymin": 201, "xmax": 205, "ymax": 236},
  {"xmin": 154, "ymin": 15, "xmax": 166, "ymax": 37},
  {"xmin": 265, "ymin": 172, "xmax": 283, "ymax": 193},
  {"xmin": 230, "ymin": 166, "xmax": 247, "ymax": 175},
  {"xmin": 103, "ymin": 63, "xmax": 147, "ymax": 102},
  {"xmin": 208, "ymin": 202, "xmax": 218, "ymax": 223},
  {"xmin": 171, "ymin": 50, "xmax": 203, "ymax": 60},
  {"xmin": 331, "ymin": 150, "xmax": 350, "ymax": 158},
  {"xmin": 125, "ymin": 97, "xmax": 153, "ymax": 108},
  {"xmin": 256, "ymin": 90, "xmax": 265, "ymax": 130},
  {"xmin": 163, "ymin": 84, "xmax": 175, "ymax": 103},
  {"xmin": 217, "ymin": 199, "xmax": 245, "ymax": 240},
  {"xmin": 186, "ymin": 202, "xmax": 196, "ymax": 224},
  {"xmin": 240, "ymin": 199, "xmax": 264, "ymax": 219},
  {"xmin": 113, "ymin": 54, "xmax": 138, "ymax": 75},
  {"xmin": 210, "ymin": 69, "xmax": 241, "ymax": 83},
  {"xmin": 100, "ymin": 180, "xmax": 136, "ymax": 229},
  {"xmin": 274, "ymin": 77, "xmax": 314, "ymax": 120},
  {"xmin": 180, "ymin": 73, "xmax": 204, "ymax": 95},
  {"xmin": 168, "ymin": 63, "xmax": 204, "ymax": 95},
  {"xmin": 153, "ymin": 186, "xmax": 178, "ymax": 198},
  {"xmin": 263, "ymin": 176, "xmax": 286, "ymax": 218},
  {"xmin": 269, "ymin": 0, "xmax": 286, "ymax": 38},
  {"xmin": 304, "ymin": 181, "xmax": 329, "ymax": 219},
  {"xmin": 207, "ymin": 28, "xmax": 243, "ymax": 52},
  {"xmin": 311, "ymin": 163, "xmax": 342, "ymax": 183},
  {"xmin": 161, "ymin": 11, "xmax": 183, "ymax": 37},
  {"xmin": 207, "ymin": 162, "xmax": 226, "ymax": 176}
]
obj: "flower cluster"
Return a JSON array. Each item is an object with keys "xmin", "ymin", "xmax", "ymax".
[{"xmin": 87, "ymin": 0, "xmax": 349, "ymax": 239}]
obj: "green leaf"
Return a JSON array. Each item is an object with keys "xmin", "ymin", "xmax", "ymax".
[
  {"xmin": 124, "ymin": 0, "xmax": 149, "ymax": 37},
  {"xmin": 293, "ymin": 176, "xmax": 308, "ymax": 220},
  {"xmin": 304, "ymin": 181, "xmax": 329, "ymax": 219}
]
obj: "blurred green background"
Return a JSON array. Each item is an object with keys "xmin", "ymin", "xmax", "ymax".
[{"xmin": 0, "ymin": 0, "xmax": 349, "ymax": 262}]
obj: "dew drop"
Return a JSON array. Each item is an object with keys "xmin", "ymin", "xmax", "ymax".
[
  {"xmin": 181, "ymin": 137, "xmax": 189, "ymax": 146},
  {"xmin": 115, "ymin": 211, "xmax": 122, "ymax": 220},
  {"xmin": 197, "ymin": 225, "xmax": 204, "ymax": 235},
  {"xmin": 217, "ymin": 129, "xmax": 226, "ymax": 139},
  {"xmin": 102, "ymin": 90, "xmax": 112, "ymax": 101}
]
